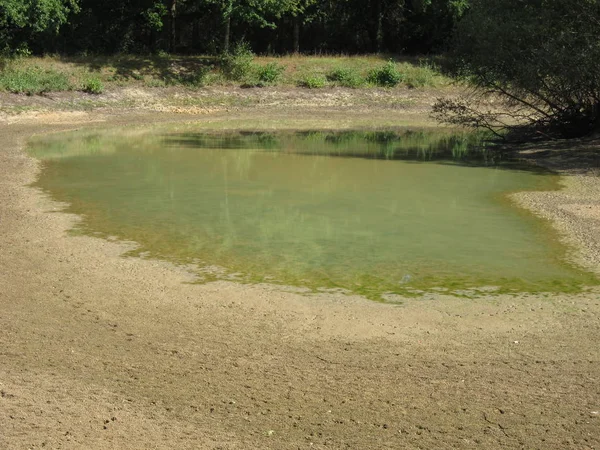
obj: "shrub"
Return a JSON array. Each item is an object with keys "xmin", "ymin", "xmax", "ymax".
[
  {"xmin": 0, "ymin": 67, "xmax": 72, "ymax": 95},
  {"xmin": 255, "ymin": 62, "xmax": 285, "ymax": 85},
  {"xmin": 81, "ymin": 77, "xmax": 104, "ymax": 94},
  {"xmin": 220, "ymin": 42, "xmax": 254, "ymax": 82},
  {"xmin": 367, "ymin": 60, "xmax": 403, "ymax": 87},
  {"xmin": 327, "ymin": 67, "xmax": 363, "ymax": 88},
  {"xmin": 297, "ymin": 73, "xmax": 326, "ymax": 89},
  {"xmin": 437, "ymin": 0, "xmax": 600, "ymax": 139}
]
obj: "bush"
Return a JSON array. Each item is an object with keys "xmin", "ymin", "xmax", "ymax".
[
  {"xmin": 220, "ymin": 42, "xmax": 254, "ymax": 82},
  {"xmin": 255, "ymin": 62, "xmax": 285, "ymax": 85},
  {"xmin": 367, "ymin": 61, "xmax": 403, "ymax": 87},
  {"xmin": 81, "ymin": 77, "xmax": 104, "ymax": 94},
  {"xmin": 297, "ymin": 73, "xmax": 327, "ymax": 89},
  {"xmin": 0, "ymin": 66, "xmax": 72, "ymax": 95},
  {"xmin": 437, "ymin": 0, "xmax": 600, "ymax": 139},
  {"xmin": 327, "ymin": 67, "xmax": 363, "ymax": 88}
]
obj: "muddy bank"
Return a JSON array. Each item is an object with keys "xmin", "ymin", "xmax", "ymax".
[
  {"xmin": 513, "ymin": 142, "xmax": 600, "ymax": 276},
  {"xmin": 1, "ymin": 103, "xmax": 599, "ymax": 449}
]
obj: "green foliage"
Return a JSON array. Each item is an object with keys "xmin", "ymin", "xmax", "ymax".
[
  {"xmin": 0, "ymin": 0, "xmax": 79, "ymax": 32},
  {"xmin": 11, "ymin": 43, "xmax": 32, "ymax": 58},
  {"xmin": 142, "ymin": 2, "xmax": 168, "ymax": 32},
  {"xmin": 327, "ymin": 67, "xmax": 363, "ymax": 88},
  {"xmin": 0, "ymin": 66, "xmax": 72, "ymax": 94},
  {"xmin": 220, "ymin": 42, "xmax": 255, "ymax": 81},
  {"xmin": 81, "ymin": 77, "xmax": 104, "ymax": 94},
  {"xmin": 367, "ymin": 61, "xmax": 403, "ymax": 87},
  {"xmin": 0, "ymin": 0, "xmax": 471, "ymax": 55},
  {"xmin": 255, "ymin": 62, "xmax": 285, "ymax": 85},
  {"xmin": 0, "ymin": 0, "xmax": 79, "ymax": 54},
  {"xmin": 208, "ymin": 0, "xmax": 291, "ymax": 29},
  {"xmin": 297, "ymin": 73, "xmax": 326, "ymax": 89},
  {"xmin": 438, "ymin": 0, "xmax": 600, "ymax": 139}
]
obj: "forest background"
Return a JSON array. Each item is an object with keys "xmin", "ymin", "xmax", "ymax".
[
  {"xmin": 1, "ymin": 0, "xmax": 600, "ymax": 139},
  {"xmin": 0, "ymin": 0, "xmax": 469, "ymax": 55}
]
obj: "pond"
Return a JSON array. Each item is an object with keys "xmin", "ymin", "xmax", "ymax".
[{"xmin": 29, "ymin": 126, "xmax": 598, "ymax": 300}]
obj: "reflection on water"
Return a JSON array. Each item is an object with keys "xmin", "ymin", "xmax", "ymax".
[{"xmin": 29, "ymin": 127, "xmax": 598, "ymax": 300}]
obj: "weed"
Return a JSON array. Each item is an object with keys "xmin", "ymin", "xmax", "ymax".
[
  {"xmin": 255, "ymin": 62, "xmax": 285, "ymax": 85},
  {"xmin": 297, "ymin": 73, "xmax": 327, "ymax": 89},
  {"xmin": 327, "ymin": 67, "xmax": 363, "ymax": 88},
  {"xmin": 0, "ymin": 66, "xmax": 72, "ymax": 95},
  {"xmin": 367, "ymin": 60, "xmax": 403, "ymax": 87},
  {"xmin": 81, "ymin": 77, "xmax": 104, "ymax": 94}
]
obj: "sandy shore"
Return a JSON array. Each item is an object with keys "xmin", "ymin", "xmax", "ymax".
[{"xmin": 1, "ymin": 103, "xmax": 599, "ymax": 449}]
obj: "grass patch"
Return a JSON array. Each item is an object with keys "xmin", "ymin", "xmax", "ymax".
[
  {"xmin": 326, "ymin": 67, "xmax": 364, "ymax": 88},
  {"xmin": 297, "ymin": 73, "xmax": 327, "ymax": 89},
  {"xmin": 401, "ymin": 62, "xmax": 441, "ymax": 88},
  {"xmin": 0, "ymin": 54, "xmax": 451, "ymax": 93},
  {"xmin": 0, "ymin": 66, "xmax": 72, "ymax": 94},
  {"xmin": 174, "ymin": 66, "xmax": 211, "ymax": 87}
]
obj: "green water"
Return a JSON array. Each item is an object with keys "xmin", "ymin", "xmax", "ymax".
[{"xmin": 29, "ymin": 127, "xmax": 597, "ymax": 299}]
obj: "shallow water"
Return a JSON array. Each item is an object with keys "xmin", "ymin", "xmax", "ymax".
[{"xmin": 30, "ymin": 127, "xmax": 598, "ymax": 299}]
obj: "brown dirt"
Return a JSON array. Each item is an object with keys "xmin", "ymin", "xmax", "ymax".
[{"xmin": 1, "ymin": 89, "xmax": 599, "ymax": 449}]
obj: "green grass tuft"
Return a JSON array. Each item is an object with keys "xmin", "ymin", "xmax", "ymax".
[
  {"xmin": 255, "ymin": 62, "xmax": 285, "ymax": 85},
  {"xmin": 0, "ymin": 66, "xmax": 72, "ymax": 95},
  {"xmin": 367, "ymin": 60, "xmax": 404, "ymax": 87},
  {"xmin": 297, "ymin": 73, "xmax": 327, "ymax": 89},
  {"xmin": 81, "ymin": 77, "xmax": 104, "ymax": 94},
  {"xmin": 327, "ymin": 67, "xmax": 364, "ymax": 88}
]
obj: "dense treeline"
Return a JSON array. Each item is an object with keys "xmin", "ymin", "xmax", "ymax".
[{"xmin": 0, "ymin": 0, "xmax": 469, "ymax": 55}]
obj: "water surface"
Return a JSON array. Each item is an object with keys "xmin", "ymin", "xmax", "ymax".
[{"xmin": 30, "ymin": 127, "xmax": 597, "ymax": 299}]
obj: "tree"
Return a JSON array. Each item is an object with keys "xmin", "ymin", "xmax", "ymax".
[
  {"xmin": 280, "ymin": 0, "xmax": 316, "ymax": 53},
  {"xmin": 207, "ymin": 0, "xmax": 289, "ymax": 52},
  {"xmin": 434, "ymin": 0, "xmax": 600, "ymax": 139},
  {"xmin": 0, "ymin": 0, "xmax": 470, "ymax": 55},
  {"xmin": 0, "ymin": 0, "xmax": 79, "ymax": 53},
  {"xmin": 63, "ymin": 0, "xmax": 169, "ymax": 53}
]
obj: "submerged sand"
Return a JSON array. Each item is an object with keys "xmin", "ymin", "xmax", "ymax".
[{"xmin": 1, "ymin": 106, "xmax": 599, "ymax": 449}]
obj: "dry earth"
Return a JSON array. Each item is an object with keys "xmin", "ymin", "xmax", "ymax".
[{"xmin": 1, "ymin": 88, "xmax": 599, "ymax": 449}]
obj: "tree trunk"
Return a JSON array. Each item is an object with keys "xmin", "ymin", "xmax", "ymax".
[
  {"xmin": 169, "ymin": 0, "xmax": 177, "ymax": 53},
  {"xmin": 224, "ymin": 15, "xmax": 231, "ymax": 52},
  {"xmin": 192, "ymin": 20, "xmax": 199, "ymax": 52},
  {"xmin": 592, "ymin": 101, "xmax": 600, "ymax": 131},
  {"xmin": 293, "ymin": 17, "xmax": 300, "ymax": 54},
  {"xmin": 376, "ymin": 0, "xmax": 384, "ymax": 53}
]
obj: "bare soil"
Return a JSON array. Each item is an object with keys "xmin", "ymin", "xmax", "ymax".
[{"xmin": 1, "ymin": 87, "xmax": 599, "ymax": 449}]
